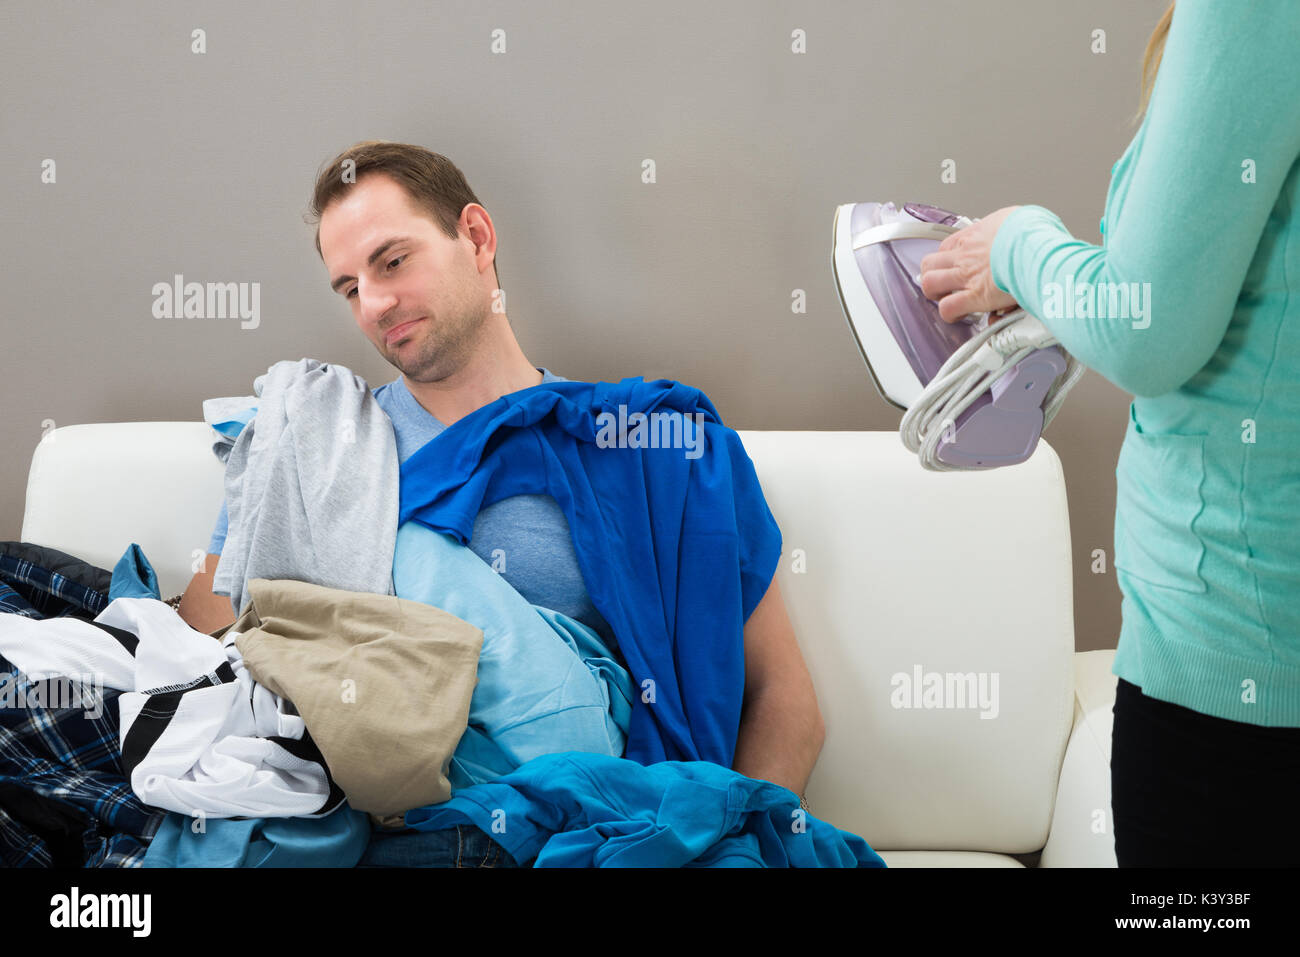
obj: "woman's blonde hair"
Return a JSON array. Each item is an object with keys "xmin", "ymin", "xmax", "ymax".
[{"xmin": 1134, "ymin": 2, "xmax": 1176, "ymax": 124}]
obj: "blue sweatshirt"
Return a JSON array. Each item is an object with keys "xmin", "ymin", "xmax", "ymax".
[
  {"xmin": 405, "ymin": 752, "xmax": 884, "ymax": 868},
  {"xmin": 991, "ymin": 0, "xmax": 1300, "ymax": 725},
  {"xmin": 399, "ymin": 376, "xmax": 784, "ymax": 766}
]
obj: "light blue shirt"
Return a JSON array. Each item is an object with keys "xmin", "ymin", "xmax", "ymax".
[{"xmin": 991, "ymin": 1, "xmax": 1300, "ymax": 724}]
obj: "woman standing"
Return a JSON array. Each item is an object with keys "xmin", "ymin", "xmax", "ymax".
[{"xmin": 919, "ymin": 1, "xmax": 1300, "ymax": 866}]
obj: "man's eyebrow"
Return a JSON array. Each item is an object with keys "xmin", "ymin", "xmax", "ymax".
[{"xmin": 329, "ymin": 236, "xmax": 415, "ymax": 292}]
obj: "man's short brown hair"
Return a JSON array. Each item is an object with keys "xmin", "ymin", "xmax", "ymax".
[{"xmin": 309, "ymin": 141, "xmax": 499, "ymax": 283}]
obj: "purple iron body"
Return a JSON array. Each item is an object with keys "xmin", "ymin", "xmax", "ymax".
[{"xmin": 832, "ymin": 201, "xmax": 1067, "ymax": 468}]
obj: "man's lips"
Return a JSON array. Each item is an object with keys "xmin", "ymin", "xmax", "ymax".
[{"xmin": 384, "ymin": 317, "xmax": 424, "ymax": 345}]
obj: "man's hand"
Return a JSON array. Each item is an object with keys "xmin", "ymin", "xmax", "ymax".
[
  {"xmin": 176, "ymin": 553, "xmax": 236, "ymax": 635},
  {"xmin": 732, "ymin": 574, "xmax": 825, "ymax": 798}
]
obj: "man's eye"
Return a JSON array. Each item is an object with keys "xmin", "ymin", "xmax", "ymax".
[{"xmin": 345, "ymin": 257, "xmax": 405, "ymax": 299}]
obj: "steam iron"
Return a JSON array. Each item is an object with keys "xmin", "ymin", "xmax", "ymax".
[{"xmin": 831, "ymin": 201, "xmax": 1083, "ymax": 470}]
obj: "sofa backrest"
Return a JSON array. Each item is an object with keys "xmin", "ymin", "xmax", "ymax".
[
  {"xmin": 22, "ymin": 423, "xmax": 1074, "ymax": 853},
  {"xmin": 22, "ymin": 422, "xmax": 226, "ymax": 596},
  {"xmin": 738, "ymin": 431, "xmax": 1074, "ymax": 853}
]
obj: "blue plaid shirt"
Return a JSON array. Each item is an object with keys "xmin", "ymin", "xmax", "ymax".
[{"xmin": 1, "ymin": 550, "xmax": 165, "ymax": 866}]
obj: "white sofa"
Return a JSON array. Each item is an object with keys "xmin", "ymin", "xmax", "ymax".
[{"xmin": 20, "ymin": 422, "xmax": 1119, "ymax": 867}]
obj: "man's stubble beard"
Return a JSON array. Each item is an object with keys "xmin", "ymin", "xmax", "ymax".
[{"xmin": 390, "ymin": 289, "xmax": 492, "ymax": 384}]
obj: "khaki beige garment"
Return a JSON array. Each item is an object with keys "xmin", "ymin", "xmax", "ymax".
[{"xmin": 228, "ymin": 577, "xmax": 483, "ymax": 816}]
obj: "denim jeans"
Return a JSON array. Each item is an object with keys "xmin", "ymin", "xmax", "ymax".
[
  {"xmin": 1110, "ymin": 677, "xmax": 1300, "ymax": 867},
  {"xmin": 356, "ymin": 824, "xmax": 525, "ymax": 868}
]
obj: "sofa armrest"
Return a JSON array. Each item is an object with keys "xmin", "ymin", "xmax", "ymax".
[
  {"xmin": 21, "ymin": 422, "xmax": 226, "ymax": 599},
  {"xmin": 1039, "ymin": 649, "xmax": 1118, "ymax": 867}
]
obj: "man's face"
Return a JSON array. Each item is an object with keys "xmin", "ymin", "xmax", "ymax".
[{"xmin": 320, "ymin": 173, "xmax": 490, "ymax": 382}]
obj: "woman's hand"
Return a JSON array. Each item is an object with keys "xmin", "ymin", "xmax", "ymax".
[{"xmin": 919, "ymin": 205, "xmax": 1023, "ymax": 323}]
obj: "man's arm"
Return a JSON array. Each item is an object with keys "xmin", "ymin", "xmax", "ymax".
[
  {"xmin": 731, "ymin": 574, "xmax": 825, "ymax": 797},
  {"xmin": 176, "ymin": 553, "xmax": 236, "ymax": 635}
]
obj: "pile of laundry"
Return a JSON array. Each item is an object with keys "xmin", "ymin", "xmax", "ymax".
[
  {"xmin": 1, "ymin": 358, "xmax": 884, "ymax": 867},
  {"xmin": 0, "ymin": 534, "xmax": 632, "ymax": 868}
]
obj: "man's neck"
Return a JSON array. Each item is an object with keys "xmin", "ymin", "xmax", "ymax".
[{"xmin": 404, "ymin": 352, "xmax": 543, "ymax": 427}]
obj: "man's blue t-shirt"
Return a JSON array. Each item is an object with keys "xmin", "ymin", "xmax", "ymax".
[{"xmin": 207, "ymin": 367, "xmax": 624, "ymax": 664}]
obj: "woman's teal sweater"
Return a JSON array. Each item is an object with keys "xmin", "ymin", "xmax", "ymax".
[{"xmin": 990, "ymin": 0, "xmax": 1300, "ymax": 726}]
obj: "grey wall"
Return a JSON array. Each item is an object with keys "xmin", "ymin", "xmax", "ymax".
[{"xmin": 1, "ymin": 0, "xmax": 1172, "ymax": 652}]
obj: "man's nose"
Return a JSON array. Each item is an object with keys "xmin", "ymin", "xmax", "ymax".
[{"xmin": 357, "ymin": 281, "xmax": 398, "ymax": 327}]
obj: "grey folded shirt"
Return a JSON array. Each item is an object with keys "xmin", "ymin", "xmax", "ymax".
[
  {"xmin": 208, "ymin": 358, "xmax": 399, "ymax": 618},
  {"xmin": 202, "ymin": 394, "xmax": 259, "ymax": 465}
]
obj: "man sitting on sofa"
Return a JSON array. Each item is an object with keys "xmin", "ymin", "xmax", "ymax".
[{"xmin": 176, "ymin": 141, "xmax": 824, "ymax": 863}]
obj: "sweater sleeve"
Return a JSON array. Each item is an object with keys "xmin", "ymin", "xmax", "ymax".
[
  {"xmin": 990, "ymin": 0, "xmax": 1300, "ymax": 398},
  {"xmin": 207, "ymin": 499, "xmax": 228, "ymax": 556}
]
